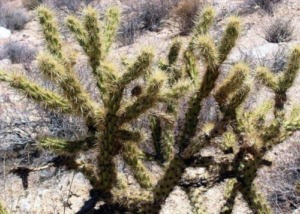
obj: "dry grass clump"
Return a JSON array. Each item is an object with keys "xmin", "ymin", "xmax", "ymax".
[
  {"xmin": 0, "ymin": 41, "xmax": 37, "ymax": 64},
  {"xmin": 118, "ymin": 17, "xmax": 141, "ymax": 46},
  {"xmin": 174, "ymin": 0, "xmax": 205, "ymax": 35},
  {"xmin": 22, "ymin": 0, "xmax": 92, "ymax": 11},
  {"xmin": 264, "ymin": 18, "xmax": 294, "ymax": 43},
  {"xmin": 22, "ymin": 0, "xmax": 42, "ymax": 10},
  {"xmin": 0, "ymin": 3, "xmax": 30, "ymax": 31},
  {"xmin": 137, "ymin": 0, "xmax": 177, "ymax": 31},
  {"xmin": 245, "ymin": 0, "xmax": 282, "ymax": 14},
  {"xmin": 260, "ymin": 141, "xmax": 300, "ymax": 213},
  {"xmin": 49, "ymin": 0, "xmax": 93, "ymax": 12},
  {"xmin": 118, "ymin": 0, "xmax": 179, "ymax": 46}
]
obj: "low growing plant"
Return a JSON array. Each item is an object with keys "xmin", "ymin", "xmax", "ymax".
[{"xmin": 0, "ymin": 4, "xmax": 29, "ymax": 31}]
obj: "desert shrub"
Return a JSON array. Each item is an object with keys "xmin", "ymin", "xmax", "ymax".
[
  {"xmin": 266, "ymin": 48, "xmax": 288, "ymax": 73},
  {"xmin": 261, "ymin": 142, "xmax": 300, "ymax": 213},
  {"xmin": 118, "ymin": 17, "xmax": 141, "ymax": 46},
  {"xmin": 174, "ymin": 0, "xmax": 205, "ymax": 35},
  {"xmin": 265, "ymin": 18, "xmax": 294, "ymax": 43},
  {"xmin": 23, "ymin": 0, "xmax": 93, "ymax": 12},
  {"xmin": 117, "ymin": 0, "xmax": 179, "ymax": 45},
  {"xmin": 50, "ymin": 0, "xmax": 93, "ymax": 12},
  {"xmin": 117, "ymin": 0, "xmax": 178, "ymax": 45},
  {"xmin": 126, "ymin": 0, "xmax": 179, "ymax": 32},
  {"xmin": 0, "ymin": 41, "xmax": 36, "ymax": 64},
  {"xmin": 0, "ymin": 4, "xmax": 30, "ymax": 31},
  {"xmin": 245, "ymin": 0, "xmax": 282, "ymax": 13},
  {"xmin": 22, "ymin": 0, "xmax": 43, "ymax": 10},
  {"xmin": 138, "ymin": 0, "xmax": 172, "ymax": 31}
]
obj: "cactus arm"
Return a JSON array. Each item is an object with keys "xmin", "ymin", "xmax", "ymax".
[
  {"xmin": 96, "ymin": 141, "xmax": 118, "ymax": 191},
  {"xmin": 111, "ymin": 188, "xmax": 153, "ymax": 211},
  {"xmin": 236, "ymin": 101, "xmax": 273, "ymax": 135},
  {"xmin": 195, "ymin": 35, "xmax": 219, "ymax": 70},
  {"xmin": 95, "ymin": 62, "xmax": 118, "ymax": 100},
  {"xmin": 118, "ymin": 50, "xmax": 154, "ymax": 87},
  {"xmin": 122, "ymin": 142, "xmax": 153, "ymax": 189},
  {"xmin": 181, "ymin": 135, "xmax": 213, "ymax": 159},
  {"xmin": 220, "ymin": 179, "xmax": 239, "ymax": 214},
  {"xmin": 160, "ymin": 126, "xmax": 175, "ymax": 162},
  {"xmin": 215, "ymin": 63, "xmax": 250, "ymax": 105},
  {"xmin": 256, "ymin": 66, "xmax": 278, "ymax": 91},
  {"xmin": 102, "ymin": 7, "xmax": 120, "ymax": 56},
  {"xmin": 241, "ymin": 185, "xmax": 272, "ymax": 214},
  {"xmin": 284, "ymin": 106, "xmax": 300, "ymax": 132},
  {"xmin": 39, "ymin": 136, "xmax": 96, "ymax": 156},
  {"xmin": 36, "ymin": 6, "xmax": 63, "ymax": 59},
  {"xmin": 168, "ymin": 40, "xmax": 182, "ymax": 66},
  {"xmin": 149, "ymin": 17, "xmax": 242, "ymax": 207},
  {"xmin": 278, "ymin": 46, "xmax": 300, "ymax": 92},
  {"xmin": 119, "ymin": 71, "xmax": 166, "ymax": 124},
  {"xmin": 220, "ymin": 132, "xmax": 239, "ymax": 154},
  {"xmin": 183, "ymin": 50, "xmax": 198, "ymax": 83},
  {"xmin": 150, "ymin": 116, "xmax": 163, "ymax": 160},
  {"xmin": 184, "ymin": 7, "xmax": 216, "ymax": 83},
  {"xmin": 221, "ymin": 84, "xmax": 251, "ymax": 116},
  {"xmin": 83, "ymin": 6, "xmax": 102, "ymax": 72},
  {"xmin": 0, "ymin": 71, "xmax": 73, "ymax": 113},
  {"xmin": 116, "ymin": 129, "xmax": 145, "ymax": 142},
  {"xmin": 65, "ymin": 15, "xmax": 89, "ymax": 54},
  {"xmin": 196, "ymin": 16, "xmax": 241, "ymax": 98},
  {"xmin": 218, "ymin": 16, "xmax": 241, "ymax": 63},
  {"xmin": 66, "ymin": 15, "xmax": 115, "ymax": 96},
  {"xmin": 37, "ymin": 52, "xmax": 98, "ymax": 123},
  {"xmin": 143, "ymin": 156, "xmax": 186, "ymax": 213},
  {"xmin": 192, "ymin": 6, "xmax": 216, "ymax": 38},
  {"xmin": 187, "ymin": 187, "xmax": 207, "ymax": 214},
  {"xmin": 180, "ymin": 35, "xmax": 219, "ymax": 149},
  {"xmin": 159, "ymin": 79, "xmax": 192, "ymax": 102},
  {"xmin": 107, "ymin": 50, "xmax": 154, "ymax": 114}
]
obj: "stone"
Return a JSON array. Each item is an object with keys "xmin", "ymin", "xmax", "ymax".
[{"xmin": 0, "ymin": 27, "xmax": 11, "ymax": 40}]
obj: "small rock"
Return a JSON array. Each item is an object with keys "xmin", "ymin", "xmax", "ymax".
[{"xmin": 0, "ymin": 27, "xmax": 11, "ymax": 40}]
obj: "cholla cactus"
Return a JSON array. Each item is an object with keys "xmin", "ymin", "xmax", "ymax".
[
  {"xmin": 143, "ymin": 7, "xmax": 300, "ymax": 214},
  {"xmin": 1, "ymin": 4, "xmax": 300, "ymax": 214},
  {"xmin": 142, "ymin": 8, "xmax": 246, "ymax": 213},
  {"xmin": 0, "ymin": 4, "xmax": 188, "ymax": 211}
]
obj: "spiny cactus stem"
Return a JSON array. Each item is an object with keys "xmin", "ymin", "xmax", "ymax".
[
  {"xmin": 274, "ymin": 93, "xmax": 287, "ymax": 111},
  {"xmin": 144, "ymin": 156, "xmax": 186, "ymax": 213},
  {"xmin": 179, "ymin": 67, "xmax": 220, "ymax": 151},
  {"xmin": 220, "ymin": 179, "xmax": 239, "ymax": 214}
]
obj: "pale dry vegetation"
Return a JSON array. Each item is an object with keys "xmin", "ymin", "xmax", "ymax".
[{"xmin": 0, "ymin": 1, "xmax": 29, "ymax": 31}]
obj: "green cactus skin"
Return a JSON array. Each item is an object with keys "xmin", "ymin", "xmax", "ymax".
[
  {"xmin": 0, "ymin": 71, "xmax": 72, "ymax": 113},
  {"xmin": 36, "ymin": 6, "xmax": 63, "ymax": 59},
  {"xmin": 220, "ymin": 179, "xmax": 239, "ymax": 214},
  {"xmin": 188, "ymin": 187, "xmax": 207, "ymax": 214},
  {"xmin": 150, "ymin": 116, "xmax": 163, "ymax": 161},
  {"xmin": 123, "ymin": 142, "xmax": 153, "ymax": 189},
  {"xmin": 143, "ymin": 156, "xmax": 186, "ymax": 213},
  {"xmin": 180, "ymin": 15, "xmax": 241, "ymax": 150}
]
